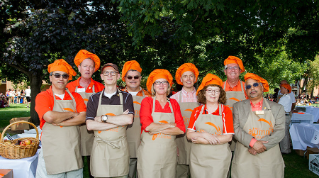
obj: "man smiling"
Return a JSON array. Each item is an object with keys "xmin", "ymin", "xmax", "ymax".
[
  {"xmin": 121, "ymin": 60, "xmax": 151, "ymax": 178},
  {"xmin": 231, "ymin": 73, "xmax": 285, "ymax": 178},
  {"xmin": 170, "ymin": 63, "xmax": 199, "ymax": 178}
]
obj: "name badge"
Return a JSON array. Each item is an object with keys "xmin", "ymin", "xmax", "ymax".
[
  {"xmin": 76, "ymin": 88, "xmax": 85, "ymax": 93},
  {"xmin": 256, "ymin": 110, "xmax": 264, "ymax": 115}
]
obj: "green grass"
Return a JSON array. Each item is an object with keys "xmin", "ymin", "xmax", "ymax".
[{"xmin": 1, "ymin": 104, "xmax": 319, "ymax": 177}]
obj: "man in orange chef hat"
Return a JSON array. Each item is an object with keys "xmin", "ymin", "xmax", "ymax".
[
  {"xmin": 278, "ymin": 83, "xmax": 292, "ymax": 154},
  {"xmin": 121, "ymin": 60, "xmax": 151, "ymax": 178},
  {"xmin": 223, "ymin": 56, "xmax": 248, "ymax": 110},
  {"xmin": 231, "ymin": 73, "xmax": 285, "ymax": 178},
  {"xmin": 170, "ymin": 63, "xmax": 199, "ymax": 178},
  {"xmin": 35, "ymin": 59, "xmax": 87, "ymax": 177},
  {"xmin": 67, "ymin": 49, "xmax": 104, "ymax": 178}
]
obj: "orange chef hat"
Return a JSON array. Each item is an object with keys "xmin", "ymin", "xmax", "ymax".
[
  {"xmin": 121, "ymin": 60, "xmax": 142, "ymax": 81},
  {"xmin": 48, "ymin": 59, "xmax": 77, "ymax": 80},
  {"xmin": 146, "ymin": 69, "xmax": 173, "ymax": 93},
  {"xmin": 74, "ymin": 49, "xmax": 101, "ymax": 72},
  {"xmin": 281, "ymin": 84, "xmax": 292, "ymax": 93},
  {"xmin": 175, "ymin": 63, "xmax": 199, "ymax": 85},
  {"xmin": 244, "ymin": 73, "xmax": 269, "ymax": 92},
  {"xmin": 196, "ymin": 73, "xmax": 223, "ymax": 95},
  {"xmin": 224, "ymin": 56, "xmax": 245, "ymax": 73}
]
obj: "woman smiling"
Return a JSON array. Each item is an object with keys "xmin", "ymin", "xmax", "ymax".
[{"xmin": 187, "ymin": 73, "xmax": 234, "ymax": 178}]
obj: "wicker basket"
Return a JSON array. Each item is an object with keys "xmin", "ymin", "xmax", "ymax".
[{"xmin": 0, "ymin": 121, "xmax": 39, "ymax": 159}]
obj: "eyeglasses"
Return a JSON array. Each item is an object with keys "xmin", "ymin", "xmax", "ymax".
[
  {"xmin": 245, "ymin": 83, "xmax": 260, "ymax": 89},
  {"xmin": 103, "ymin": 71, "xmax": 117, "ymax": 76},
  {"xmin": 127, "ymin": 75, "xmax": 140, "ymax": 80},
  {"xmin": 50, "ymin": 73, "xmax": 69, "ymax": 79},
  {"xmin": 226, "ymin": 66, "xmax": 240, "ymax": 71},
  {"xmin": 154, "ymin": 81, "xmax": 169, "ymax": 85},
  {"xmin": 205, "ymin": 89, "xmax": 220, "ymax": 94}
]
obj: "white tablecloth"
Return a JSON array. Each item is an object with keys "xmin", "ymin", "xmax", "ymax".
[
  {"xmin": 0, "ymin": 149, "xmax": 40, "ymax": 178},
  {"xmin": 290, "ymin": 123, "xmax": 319, "ymax": 150},
  {"xmin": 310, "ymin": 108, "xmax": 319, "ymax": 122},
  {"xmin": 291, "ymin": 113, "xmax": 314, "ymax": 125}
]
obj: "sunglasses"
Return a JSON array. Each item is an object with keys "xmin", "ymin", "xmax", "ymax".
[
  {"xmin": 245, "ymin": 82, "xmax": 260, "ymax": 89},
  {"xmin": 51, "ymin": 73, "xmax": 69, "ymax": 79},
  {"xmin": 127, "ymin": 75, "xmax": 140, "ymax": 80}
]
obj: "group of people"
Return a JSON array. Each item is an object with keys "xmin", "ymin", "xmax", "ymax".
[
  {"xmin": 5, "ymin": 87, "xmax": 31, "ymax": 107},
  {"xmin": 35, "ymin": 50, "xmax": 289, "ymax": 178}
]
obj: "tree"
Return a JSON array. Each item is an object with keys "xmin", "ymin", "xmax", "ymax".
[{"xmin": 1, "ymin": 0, "xmax": 145, "ymax": 124}]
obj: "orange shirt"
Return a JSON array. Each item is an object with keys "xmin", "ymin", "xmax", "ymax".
[
  {"xmin": 121, "ymin": 87, "xmax": 151, "ymax": 97},
  {"xmin": 66, "ymin": 77, "xmax": 104, "ymax": 93},
  {"xmin": 223, "ymin": 80, "xmax": 248, "ymax": 99},
  {"xmin": 35, "ymin": 86, "xmax": 87, "ymax": 129},
  {"xmin": 250, "ymin": 98, "xmax": 263, "ymax": 111},
  {"xmin": 188, "ymin": 104, "xmax": 234, "ymax": 134}
]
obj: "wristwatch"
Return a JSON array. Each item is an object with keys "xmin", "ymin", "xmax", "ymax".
[{"xmin": 101, "ymin": 115, "xmax": 108, "ymax": 123}]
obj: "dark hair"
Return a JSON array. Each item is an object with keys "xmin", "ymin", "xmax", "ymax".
[{"xmin": 197, "ymin": 84, "xmax": 227, "ymax": 105}]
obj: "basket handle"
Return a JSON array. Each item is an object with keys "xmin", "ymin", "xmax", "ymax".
[{"xmin": 0, "ymin": 121, "xmax": 39, "ymax": 142}]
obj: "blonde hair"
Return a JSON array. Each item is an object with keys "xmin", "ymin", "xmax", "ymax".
[{"xmin": 151, "ymin": 84, "xmax": 171, "ymax": 96}]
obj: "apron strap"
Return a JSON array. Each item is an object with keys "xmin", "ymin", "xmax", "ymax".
[
  {"xmin": 223, "ymin": 81, "xmax": 226, "ymax": 90},
  {"xmin": 240, "ymin": 81, "xmax": 244, "ymax": 92},
  {"xmin": 99, "ymin": 90, "xmax": 104, "ymax": 106},
  {"xmin": 118, "ymin": 90, "xmax": 123, "ymax": 105},
  {"xmin": 178, "ymin": 91, "xmax": 182, "ymax": 103},
  {"xmin": 141, "ymin": 89, "xmax": 145, "ymax": 97},
  {"xmin": 219, "ymin": 104, "xmax": 222, "ymax": 116},
  {"xmin": 92, "ymin": 84, "xmax": 95, "ymax": 93}
]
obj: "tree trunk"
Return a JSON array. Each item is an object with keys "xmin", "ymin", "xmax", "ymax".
[{"xmin": 30, "ymin": 72, "xmax": 43, "ymax": 125}]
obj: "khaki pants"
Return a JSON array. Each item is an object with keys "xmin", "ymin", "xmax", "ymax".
[
  {"xmin": 36, "ymin": 150, "xmax": 83, "ymax": 178},
  {"xmin": 176, "ymin": 164, "xmax": 189, "ymax": 178},
  {"xmin": 280, "ymin": 114, "xmax": 291, "ymax": 154},
  {"xmin": 128, "ymin": 158, "xmax": 138, "ymax": 178}
]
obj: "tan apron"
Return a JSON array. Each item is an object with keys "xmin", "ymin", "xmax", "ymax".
[
  {"xmin": 126, "ymin": 91, "xmax": 145, "ymax": 158},
  {"xmin": 41, "ymin": 89, "xmax": 83, "ymax": 174},
  {"xmin": 176, "ymin": 92, "xmax": 199, "ymax": 165},
  {"xmin": 90, "ymin": 91, "xmax": 130, "ymax": 177},
  {"xmin": 231, "ymin": 101, "xmax": 284, "ymax": 178},
  {"xmin": 190, "ymin": 104, "xmax": 231, "ymax": 178},
  {"xmin": 76, "ymin": 85, "xmax": 95, "ymax": 156},
  {"xmin": 137, "ymin": 98, "xmax": 177, "ymax": 178},
  {"xmin": 224, "ymin": 81, "xmax": 246, "ymax": 151}
]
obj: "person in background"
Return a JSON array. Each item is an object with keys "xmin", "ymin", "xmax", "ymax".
[
  {"xmin": 278, "ymin": 80, "xmax": 296, "ymax": 112},
  {"xmin": 278, "ymin": 84, "xmax": 292, "ymax": 154},
  {"xmin": 66, "ymin": 49, "xmax": 104, "ymax": 178},
  {"xmin": 35, "ymin": 59, "xmax": 86, "ymax": 177},
  {"xmin": 121, "ymin": 60, "xmax": 151, "ymax": 178},
  {"xmin": 231, "ymin": 73, "xmax": 285, "ymax": 178},
  {"xmin": 138, "ymin": 69, "xmax": 185, "ymax": 178},
  {"xmin": 25, "ymin": 86, "xmax": 31, "ymax": 108},
  {"xmin": 170, "ymin": 63, "xmax": 199, "ymax": 178},
  {"xmin": 187, "ymin": 73, "xmax": 233, "ymax": 178}
]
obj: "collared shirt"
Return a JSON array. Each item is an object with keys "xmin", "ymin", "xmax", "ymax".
[
  {"xmin": 223, "ymin": 80, "xmax": 248, "ymax": 99},
  {"xmin": 35, "ymin": 86, "xmax": 87, "ymax": 129},
  {"xmin": 170, "ymin": 87, "xmax": 197, "ymax": 102},
  {"xmin": 279, "ymin": 90, "xmax": 296, "ymax": 104},
  {"xmin": 250, "ymin": 98, "xmax": 263, "ymax": 111},
  {"xmin": 86, "ymin": 89, "xmax": 134, "ymax": 120},
  {"xmin": 121, "ymin": 87, "xmax": 151, "ymax": 97},
  {"xmin": 278, "ymin": 94, "xmax": 292, "ymax": 112},
  {"xmin": 66, "ymin": 77, "xmax": 105, "ymax": 93},
  {"xmin": 187, "ymin": 105, "xmax": 234, "ymax": 134}
]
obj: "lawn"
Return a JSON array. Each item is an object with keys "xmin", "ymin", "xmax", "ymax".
[{"xmin": 0, "ymin": 104, "xmax": 318, "ymax": 178}]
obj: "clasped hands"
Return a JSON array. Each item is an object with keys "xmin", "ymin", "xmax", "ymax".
[
  {"xmin": 192, "ymin": 130, "xmax": 220, "ymax": 145},
  {"xmin": 248, "ymin": 140, "xmax": 268, "ymax": 155}
]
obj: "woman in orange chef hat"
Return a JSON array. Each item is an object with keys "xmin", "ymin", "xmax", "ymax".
[
  {"xmin": 186, "ymin": 73, "xmax": 234, "ymax": 178},
  {"xmin": 137, "ymin": 69, "xmax": 185, "ymax": 178}
]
